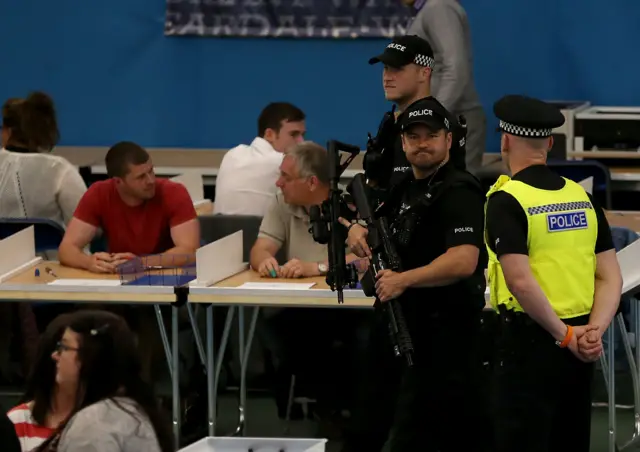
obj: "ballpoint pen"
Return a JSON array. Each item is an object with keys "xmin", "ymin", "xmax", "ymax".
[{"xmin": 45, "ymin": 267, "xmax": 58, "ymax": 278}]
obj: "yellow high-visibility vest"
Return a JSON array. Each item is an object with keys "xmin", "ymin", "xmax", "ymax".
[{"xmin": 485, "ymin": 174, "xmax": 597, "ymax": 319}]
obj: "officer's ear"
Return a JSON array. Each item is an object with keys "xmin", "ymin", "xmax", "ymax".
[
  {"xmin": 418, "ymin": 66, "xmax": 432, "ymax": 83},
  {"xmin": 445, "ymin": 131, "xmax": 453, "ymax": 151},
  {"xmin": 400, "ymin": 133, "xmax": 408, "ymax": 153},
  {"xmin": 500, "ymin": 134, "xmax": 509, "ymax": 154}
]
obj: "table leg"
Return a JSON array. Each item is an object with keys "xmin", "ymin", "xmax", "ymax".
[
  {"xmin": 206, "ymin": 304, "xmax": 216, "ymax": 436},
  {"xmin": 232, "ymin": 306, "xmax": 260, "ymax": 437},
  {"xmin": 187, "ymin": 303, "xmax": 207, "ymax": 368},
  {"xmin": 609, "ymin": 321, "xmax": 617, "ymax": 452},
  {"xmin": 154, "ymin": 305, "xmax": 173, "ymax": 380},
  {"xmin": 172, "ymin": 306, "xmax": 181, "ymax": 450},
  {"xmin": 619, "ymin": 314, "xmax": 640, "ymax": 450},
  {"xmin": 210, "ymin": 307, "xmax": 236, "ymax": 435}
]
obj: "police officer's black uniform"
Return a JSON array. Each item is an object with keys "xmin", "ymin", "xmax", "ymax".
[
  {"xmin": 373, "ymin": 98, "xmax": 488, "ymax": 451},
  {"xmin": 365, "ymin": 36, "xmax": 469, "ymax": 190},
  {"xmin": 342, "ymin": 37, "xmax": 472, "ymax": 452}
]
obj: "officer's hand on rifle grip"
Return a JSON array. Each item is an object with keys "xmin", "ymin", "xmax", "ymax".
[{"xmin": 338, "ymin": 217, "xmax": 371, "ymax": 258}]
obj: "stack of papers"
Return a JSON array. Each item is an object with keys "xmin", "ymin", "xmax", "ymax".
[
  {"xmin": 236, "ymin": 282, "xmax": 316, "ymax": 290},
  {"xmin": 47, "ymin": 279, "xmax": 121, "ymax": 286}
]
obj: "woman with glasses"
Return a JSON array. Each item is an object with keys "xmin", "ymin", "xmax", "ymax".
[
  {"xmin": 8, "ymin": 314, "xmax": 75, "ymax": 451},
  {"xmin": 34, "ymin": 309, "xmax": 173, "ymax": 452}
]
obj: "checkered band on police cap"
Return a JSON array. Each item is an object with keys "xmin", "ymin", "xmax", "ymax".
[
  {"xmin": 499, "ymin": 120, "xmax": 552, "ymax": 138},
  {"xmin": 414, "ymin": 54, "xmax": 434, "ymax": 68}
]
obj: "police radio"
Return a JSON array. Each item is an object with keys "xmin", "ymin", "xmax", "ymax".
[{"xmin": 363, "ymin": 105, "xmax": 397, "ymax": 186}]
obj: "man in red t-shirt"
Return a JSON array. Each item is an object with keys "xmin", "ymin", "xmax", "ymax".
[{"xmin": 59, "ymin": 141, "xmax": 200, "ymax": 273}]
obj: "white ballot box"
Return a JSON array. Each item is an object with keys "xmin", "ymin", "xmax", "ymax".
[{"xmin": 179, "ymin": 437, "xmax": 327, "ymax": 452}]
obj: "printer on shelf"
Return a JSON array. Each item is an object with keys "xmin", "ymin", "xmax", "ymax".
[
  {"xmin": 574, "ymin": 106, "xmax": 640, "ymax": 153},
  {"xmin": 545, "ymin": 101, "xmax": 591, "ymax": 159}
]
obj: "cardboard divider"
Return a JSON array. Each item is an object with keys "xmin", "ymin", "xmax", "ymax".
[
  {"xmin": 0, "ymin": 227, "xmax": 42, "ymax": 283},
  {"xmin": 192, "ymin": 230, "xmax": 247, "ymax": 287}
]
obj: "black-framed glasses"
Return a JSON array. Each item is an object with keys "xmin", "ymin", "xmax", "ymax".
[{"xmin": 55, "ymin": 341, "xmax": 79, "ymax": 353}]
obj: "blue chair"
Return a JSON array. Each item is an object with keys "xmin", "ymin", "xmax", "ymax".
[
  {"xmin": 0, "ymin": 218, "xmax": 65, "ymax": 253},
  {"xmin": 547, "ymin": 160, "xmax": 613, "ymax": 209}
]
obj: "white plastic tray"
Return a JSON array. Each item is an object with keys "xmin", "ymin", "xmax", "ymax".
[{"xmin": 179, "ymin": 437, "xmax": 327, "ymax": 452}]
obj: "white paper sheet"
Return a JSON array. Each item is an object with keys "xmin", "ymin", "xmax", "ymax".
[
  {"xmin": 47, "ymin": 279, "xmax": 122, "ymax": 286},
  {"xmin": 236, "ymin": 282, "xmax": 316, "ymax": 290}
]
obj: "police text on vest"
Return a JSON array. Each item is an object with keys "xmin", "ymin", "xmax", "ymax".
[
  {"xmin": 546, "ymin": 211, "xmax": 588, "ymax": 232},
  {"xmin": 454, "ymin": 227, "xmax": 473, "ymax": 233}
]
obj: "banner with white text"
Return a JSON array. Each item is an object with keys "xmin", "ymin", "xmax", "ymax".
[{"xmin": 164, "ymin": 0, "xmax": 416, "ymax": 39}]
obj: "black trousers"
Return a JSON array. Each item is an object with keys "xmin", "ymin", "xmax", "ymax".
[
  {"xmin": 340, "ymin": 310, "xmax": 402, "ymax": 452},
  {"xmin": 382, "ymin": 308, "xmax": 491, "ymax": 452},
  {"xmin": 492, "ymin": 312, "xmax": 594, "ymax": 452}
]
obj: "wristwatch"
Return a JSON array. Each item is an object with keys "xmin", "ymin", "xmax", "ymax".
[{"xmin": 317, "ymin": 262, "xmax": 328, "ymax": 275}]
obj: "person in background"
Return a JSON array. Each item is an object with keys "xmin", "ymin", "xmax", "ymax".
[
  {"xmin": 0, "ymin": 91, "xmax": 86, "ymax": 226},
  {"xmin": 403, "ymin": 0, "xmax": 487, "ymax": 174},
  {"xmin": 58, "ymin": 140, "xmax": 199, "ymax": 272},
  {"xmin": 33, "ymin": 309, "xmax": 173, "ymax": 452},
  {"xmin": 214, "ymin": 102, "xmax": 306, "ymax": 216},
  {"xmin": 249, "ymin": 142, "xmax": 366, "ymax": 431},
  {"xmin": 367, "ymin": 35, "xmax": 468, "ymax": 187},
  {"xmin": 58, "ymin": 141, "xmax": 200, "ymax": 381},
  {"xmin": 0, "ymin": 407, "xmax": 20, "ymax": 452},
  {"xmin": 0, "ymin": 91, "xmax": 85, "ymax": 384},
  {"xmin": 8, "ymin": 314, "xmax": 74, "ymax": 452}
]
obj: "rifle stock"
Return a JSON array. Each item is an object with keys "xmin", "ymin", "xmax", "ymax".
[{"xmin": 349, "ymin": 174, "xmax": 415, "ymax": 366}]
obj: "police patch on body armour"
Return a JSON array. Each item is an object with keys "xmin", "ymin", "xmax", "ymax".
[{"xmin": 546, "ymin": 211, "xmax": 588, "ymax": 232}]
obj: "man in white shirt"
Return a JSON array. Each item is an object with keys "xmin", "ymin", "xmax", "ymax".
[{"xmin": 214, "ymin": 102, "xmax": 306, "ymax": 216}]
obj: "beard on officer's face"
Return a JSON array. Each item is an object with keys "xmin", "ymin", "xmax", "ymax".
[{"xmin": 406, "ymin": 143, "xmax": 448, "ymax": 172}]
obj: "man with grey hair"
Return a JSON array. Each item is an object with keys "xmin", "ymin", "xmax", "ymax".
[
  {"xmin": 250, "ymin": 140, "xmax": 342, "ymax": 279},
  {"xmin": 249, "ymin": 141, "xmax": 365, "ymax": 424}
]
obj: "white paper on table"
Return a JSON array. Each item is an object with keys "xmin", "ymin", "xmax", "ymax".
[
  {"xmin": 47, "ymin": 279, "xmax": 122, "ymax": 287},
  {"xmin": 236, "ymin": 282, "xmax": 316, "ymax": 290}
]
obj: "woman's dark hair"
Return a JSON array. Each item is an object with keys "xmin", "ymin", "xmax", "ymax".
[
  {"xmin": 21, "ymin": 313, "xmax": 71, "ymax": 426},
  {"xmin": 1, "ymin": 91, "xmax": 60, "ymax": 152},
  {"xmin": 35, "ymin": 310, "xmax": 174, "ymax": 452}
]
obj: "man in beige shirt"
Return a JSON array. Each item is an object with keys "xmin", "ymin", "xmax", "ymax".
[
  {"xmin": 249, "ymin": 141, "xmax": 366, "ymax": 425},
  {"xmin": 250, "ymin": 141, "xmax": 359, "ymax": 277}
]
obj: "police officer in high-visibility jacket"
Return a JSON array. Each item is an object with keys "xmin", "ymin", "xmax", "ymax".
[{"xmin": 486, "ymin": 95, "xmax": 623, "ymax": 452}]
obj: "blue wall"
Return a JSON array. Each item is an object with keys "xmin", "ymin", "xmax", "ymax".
[{"xmin": 0, "ymin": 0, "xmax": 638, "ymax": 153}]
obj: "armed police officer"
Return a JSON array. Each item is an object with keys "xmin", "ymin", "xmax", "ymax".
[
  {"xmin": 338, "ymin": 36, "xmax": 472, "ymax": 452},
  {"xmin": 365, "ymin": 34, "xmax": 468, "ymax": 190},
  {"xmin": 342, "ymin": 97, "xmax": 488, "ymax": 452},
  {"xmin": 486, "ymin": 95, "xmax": 623, "ymax": 452}
]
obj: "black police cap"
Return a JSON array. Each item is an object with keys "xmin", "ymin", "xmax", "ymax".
[
  {"xmin": 369, "ymin": 35, "xmax": 435, "ymax": 69},
  {"xmin": 493, "ymin": 95, "xmax": 565, "ymax": 138},
  {"xmin": 400, "ymin": 97, "xmax": 451, "ymax": 132}
]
